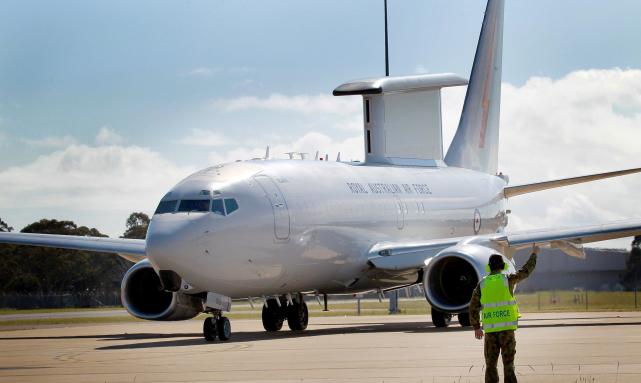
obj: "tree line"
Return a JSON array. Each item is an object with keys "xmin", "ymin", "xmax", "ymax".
[{"xmin": 0, "ymin": 213, "xmax": 149, "ymax": 295}]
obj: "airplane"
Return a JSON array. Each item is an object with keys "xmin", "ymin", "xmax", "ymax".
[{"xmin": 2, "ymin": 0, "xmax": 641, "ymax": 342}]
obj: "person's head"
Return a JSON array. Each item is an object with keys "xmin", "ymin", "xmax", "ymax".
[{"xmin": 488, "ymin": 254, "xmax": 506, "ymax": 272}]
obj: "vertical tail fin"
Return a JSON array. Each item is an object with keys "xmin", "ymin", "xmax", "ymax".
[{"xmin": 444, "ymin": 0, "xmax": 504, "ymax": 174}]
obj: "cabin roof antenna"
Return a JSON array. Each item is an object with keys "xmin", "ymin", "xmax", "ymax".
[{"xmin": 384, "ymin": 0, "xmax": 389, "ymax": 77}]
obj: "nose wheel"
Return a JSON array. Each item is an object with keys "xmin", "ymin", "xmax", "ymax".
[{"xmin": 203, "ymin": 314, "xmax": 232, "ymax": 342}]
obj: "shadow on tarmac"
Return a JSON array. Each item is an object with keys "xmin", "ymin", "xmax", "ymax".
[{"xmin": 2, "ymin": 314, "xmax": 640, "ymax": 350}]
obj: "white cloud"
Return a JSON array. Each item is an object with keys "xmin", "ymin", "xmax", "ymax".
[
  {"xmin": 473, "ymin": 68, "xmax": 641, "ymax": 247},
  {"xmin": 179, "ymin": 129, "xmax": 234, "ymax": 147},
  {"xmin": 414, "ymin": 65, "xmax": 429, "ymax": 74},
  {"xmin": 188, "ymin": 67, "xmax": 221, "ymax": 76},
  {"xmin": 20, "ymin": 135, "xmax": 77, "ymax": 148},
  {"xmin": 211, "ymin": 93, "xmax": 361, "ymax": 116},
  {"xmin": 95, "ymin": 126, "xmax": 124, "ymax": 145},
  {"xmin": 0, "ymin": 144, "xmax": 195, "ymax": 236}
]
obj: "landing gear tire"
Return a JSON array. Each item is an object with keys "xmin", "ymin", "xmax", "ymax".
[
  {"xmin": 287, "ymin": 299, "xmax": 308, "ymax": 331},
  {"xmin": 262, "ymin": 298, "xmax": 285, "ymax": 331},
  {"xmin": 216, "ymin": 316, "xmax": 232, "ymax": 341},
  {"xmin": 203, "ymin": 317, "xmax": 217, "ymax": 342},
  {"xmin": 431, "ymin": 307, "xmax": 453, "ymax": 328},
  {"xmin": 458, "ymin": 312, "xmax": 471, "ymax": 327}
]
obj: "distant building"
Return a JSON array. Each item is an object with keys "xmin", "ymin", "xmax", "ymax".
[{"xmin": 513, "ymin": 248, "xmax": 629, "ymax": 291}]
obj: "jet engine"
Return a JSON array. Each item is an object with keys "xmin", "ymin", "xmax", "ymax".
[
  {"xmin": 121, "ymin": 259, "xmax": 204, "ymax": 321},
  {"xmin": 422, "ymin": 244, "xmax": 507, "ymax": 314}
]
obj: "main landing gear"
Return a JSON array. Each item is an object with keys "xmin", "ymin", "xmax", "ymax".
[
  {"xmin": 262, "ymin": 294, "xmax": 309, "ymax": 332},
  {"xmin": 431, "ymin": 308, "xmax": 471, "ymax": 328},
  {"xmin": 431, "ymin": 307, "xmax": 453, "ymax": 327},
  {"xmin": 203, "ymin": 311, "xmax": 231, "ymax": 342},
  {"xmin": 457, "ymin": 312, "xmax": 471, "ymax": 327}
]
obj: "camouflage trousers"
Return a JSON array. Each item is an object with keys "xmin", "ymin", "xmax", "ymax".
[{"xmin": 484, "ymin": 330, "xmax": 517, "ymax": 383}]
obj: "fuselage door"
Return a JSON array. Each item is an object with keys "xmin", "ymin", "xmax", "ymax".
[{"xmin": 254, "ymin": 175, "xmax": 290, "ymax": 240}]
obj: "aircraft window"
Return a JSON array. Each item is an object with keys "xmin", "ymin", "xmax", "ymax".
[
  {"xmin": 365, "ymin": 99, "xmax": 370, "ymax": 123},
  {"xmin": 211, "ymin": 199, "xmax": 225, "ymax": 216},
  {"xmin": 224, "ymin": 198, "xmax": 239, "ymax": 215},
  {"xmin": 154, "ymin": 200, "xmax": 177, "ymax": 215},
  {"xmin": 178, "ymin": 199, "xmax": 210, "ymax": 212}
]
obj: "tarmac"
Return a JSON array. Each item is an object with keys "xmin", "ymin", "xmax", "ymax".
[{"xmin": 1, "ymin": 312, "xmax": 641, "ymax": 383}]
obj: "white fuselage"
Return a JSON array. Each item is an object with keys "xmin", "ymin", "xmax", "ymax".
[{"xmin": 146, "ymin": 160, "xmax": 507, "ymax": 298}]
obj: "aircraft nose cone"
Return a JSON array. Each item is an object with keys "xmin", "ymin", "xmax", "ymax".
[{"xmin": 146, "ymin": 214, "xmax": 208, "ymax": 272}]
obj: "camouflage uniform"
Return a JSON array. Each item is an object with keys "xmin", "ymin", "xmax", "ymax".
[{"xmin": 469, "ymin": 253, "xmax": 537, "ymax": 383}]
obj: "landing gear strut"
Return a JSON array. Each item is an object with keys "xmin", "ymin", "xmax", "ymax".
[
  {"xmin": 431, "ymin": 307, "xmax": 453, "ymax": 328},
  {"xmin": 203, "ymin": 311, "xmax": 232, "ymax": 342}
]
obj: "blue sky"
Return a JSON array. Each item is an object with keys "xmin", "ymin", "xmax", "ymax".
[{"xmin": 1, "ymin": 0, "xmax": 641, "ymax": 241}]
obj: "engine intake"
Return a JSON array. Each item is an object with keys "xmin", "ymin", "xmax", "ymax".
[
  {"xmin": 121, "ymin": 259, "xmax": 203, "ymax": 321},
  {"xmin": 423, "ymin": 244, "xmax": 499, "ymax": 313}
]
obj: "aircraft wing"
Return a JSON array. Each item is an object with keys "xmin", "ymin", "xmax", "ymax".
[
  {"xmin": 0, "ymin": 232, "xmax": 146, "ymax": 263},
  {"xmin": 367, "ymin": 219, "xmax": 641, "ymax": 271}
]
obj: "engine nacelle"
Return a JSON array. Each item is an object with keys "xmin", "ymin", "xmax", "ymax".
[
  {"xmin": 422, "ymin": 244, "xmax": 513, "ymax": 313},
  {"xmin": 121, "ymin": 259, "xmax": 203, "ymax": 321}
]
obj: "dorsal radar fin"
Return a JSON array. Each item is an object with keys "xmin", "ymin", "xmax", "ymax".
[{"xmin": 444, "ymin": 0, "xmax": 504, "ymax": 174}]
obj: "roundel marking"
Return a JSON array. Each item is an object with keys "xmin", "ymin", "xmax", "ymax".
[{"xmin": 473, "ymin": 209, "xmax": 482, "ymax": 234}]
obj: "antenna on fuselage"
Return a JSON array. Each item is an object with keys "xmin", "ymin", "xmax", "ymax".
[
  {"xmin": 299, "ymin": 152, "xmax": 308, "ymax": 160},
  {"xmin": 336, "ymin": 152, "xmax": 341, "ymax": 162},
  {"xmin": 264, "ymin": 146, "xmax": 270, "ymax": 160},
  {"xmin": 314, "ymin": 151, "xmax": 319, "ymax": 161},
  {"xmin": 285, "ymin": 152, "xmax": 297, "ymax": 160},
  {"xmin": 384, "ymin": 0, "xmax": 390, "ymax": 76}
]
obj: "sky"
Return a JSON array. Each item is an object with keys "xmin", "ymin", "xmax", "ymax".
[{"xmin": 1, "ymin": 0, "xmax": 641, "ymax": 248}]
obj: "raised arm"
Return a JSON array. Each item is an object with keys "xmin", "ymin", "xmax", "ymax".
[{"xmin": 508, "ymin": 245, "xmax": 539, "ymax": 287}]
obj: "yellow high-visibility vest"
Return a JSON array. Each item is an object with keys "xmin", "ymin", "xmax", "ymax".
[{"xmin": 480, "ymin": 273, "xmax": 518, "ymax": 333}]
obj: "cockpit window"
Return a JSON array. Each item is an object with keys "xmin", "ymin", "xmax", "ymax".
[
  {"xmin": 154, "ymin": 200, "xmax": 177, "ymax": 215},
  {"xmin": 178, "ymin": 199, "xmax": 210, "ymax": 212},
  {"xmin": 211, "ymin": 199, "xmax": 225, "ymax": 216},
  {"xmin": 224, "ymin": 198, "xmax": 239, "ymax": 215}
]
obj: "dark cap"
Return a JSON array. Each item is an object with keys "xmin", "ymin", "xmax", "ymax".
[{"xmin": 488, "ymin": 254, "xmax": 505, "ymax": 272}]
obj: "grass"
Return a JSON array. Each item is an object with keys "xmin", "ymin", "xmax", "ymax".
[
  {"xmin": 0, "ymin": 306, "xmax": 121, "ymax": 315},
  {"xmin": 0, "ymin": 316, "xmax": 141, "ymax": 328},
  {"xmin": 1, "ymin": 291, "xmax": 639, "ymax": 328}
]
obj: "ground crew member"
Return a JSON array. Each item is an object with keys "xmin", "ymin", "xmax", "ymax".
[{"xmin": 469, "ymin": 245, "xmax": 539, "ymax": 383}]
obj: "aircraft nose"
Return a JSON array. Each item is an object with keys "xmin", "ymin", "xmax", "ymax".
[{"xmin": 146, "ymin": 214, "xmax": 209, "ymax": 272}]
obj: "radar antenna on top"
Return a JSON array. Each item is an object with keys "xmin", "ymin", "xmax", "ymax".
[{"xmin": 332, "ymin": 0, "xmax": 467, "ymax": 167}]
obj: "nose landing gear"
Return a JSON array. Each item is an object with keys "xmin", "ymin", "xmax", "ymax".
[{"xmin": 203, "ymin": 312, "xmax": 232, "ymax": 342}]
